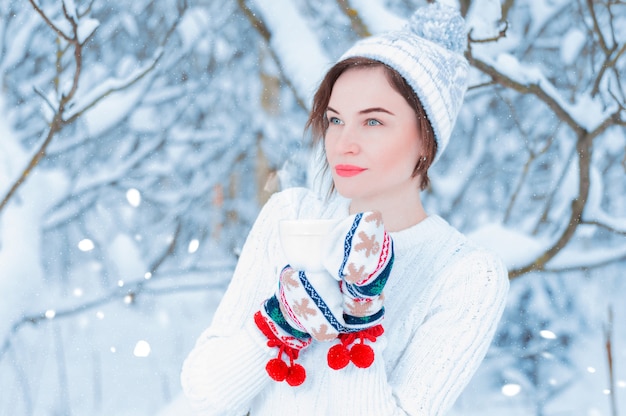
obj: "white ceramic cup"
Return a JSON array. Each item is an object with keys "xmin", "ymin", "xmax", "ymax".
[{"xmin": 279, "ymin": 219, "xmax": 338, "ymax": 272}]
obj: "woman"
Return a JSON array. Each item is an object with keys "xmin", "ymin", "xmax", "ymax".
[{"xmin": 181, "ymin": 3, "xmax": 509, "ymax": 415}]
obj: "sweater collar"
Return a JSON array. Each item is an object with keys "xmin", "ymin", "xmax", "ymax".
[
  {"xmin": 328, "ymin": 193, "xmax": 450, "ymax": 252},
  {"xmin": 389, "ymin": 215, "xmax": 449, "ymax": 252}
]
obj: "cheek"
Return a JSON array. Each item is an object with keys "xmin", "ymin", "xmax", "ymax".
[{"xmin": 383, "ymin": 136, "xmax": 421, "ymax": 172}]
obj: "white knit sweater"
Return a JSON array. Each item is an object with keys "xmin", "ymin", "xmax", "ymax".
[{"xmin": 181, "ymin": 187, "xmax": 509, "ymax": 416}]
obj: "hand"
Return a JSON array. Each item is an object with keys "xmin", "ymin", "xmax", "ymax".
[
  {"xmin": 255, "ymin": 298, "xmax": 310, "ymax": 386},
  {"xmin": 256, "ymin": 268, "xmax": 313, "ymax": 387},
  {"xmin": 275, "ymin": 265, "xmax": 346, "ymax": 342},
  {"xmin": 256, "ymin": 264, "xmax": 347, "ymax": 386},
  {"xmin": 321, "ymin": 211, "xmax": 394, "ymax": 370},
  {"xmin": 323, "ymin": 211, "xmax": 394, "ymax": 330}
]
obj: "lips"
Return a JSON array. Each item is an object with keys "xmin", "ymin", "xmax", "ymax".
[{"xmin": 335, "ymin": 164, "xmax": 366, "ymax": 177}]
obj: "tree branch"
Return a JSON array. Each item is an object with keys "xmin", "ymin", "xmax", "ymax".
[
  {"xmin": 236, "ymin": 0, "xmax": 308, "ymax": 111},
  {"xmin": 510, "ymin": 133, "xmax": 593, "ymax": 278},
  {"xmin": 0, "ymin": 2, "xmax": 84, "ymax": 214},
  {"xmin": 0, "ymin": 1, "xmax": 187, "ymax": 214},
  {"xmin": 28, "ymin": 0, "xmax": 74, "ymax": 42},
  {"xmin": 466, "ymin": 30, "xmax": 625, "ymax": 278},
  {"xmin": 465, "ymin": 51, "xmax": 586, "ymax": 137},
  {"xmin": 604, "ymin": 305, "xmax": 618, "ymax": 416},
  {"xmin": 336, "ymin": 0, "xmax": 370, "ymax": 38},
  {"xmin": 468, "ymin": 21, "xmax": 508, "ymax": 44},
  {"xmin": 586, "ymin": 0, "xmax": 610, "ymax": 55},
  {"xmin": 582, "ymin": 219, "xmax": 626, "ymax": 236}
]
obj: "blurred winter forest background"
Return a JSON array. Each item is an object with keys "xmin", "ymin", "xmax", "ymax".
[{"xmin": 0, "ymin": 0, "xmax": 625, "ymax": 414}]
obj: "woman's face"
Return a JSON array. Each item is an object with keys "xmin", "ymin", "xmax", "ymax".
[{"xmin": 324, "ymin": 66, "xmax": 423, "ymax": 208}]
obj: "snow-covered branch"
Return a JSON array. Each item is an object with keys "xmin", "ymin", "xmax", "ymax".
[
  {"xmin": 466, "ymin": 1, "xmax": 626, "ymax": 278},
  {"xmin": 0, "ymin": 1, "xmax": 88, "ymax": 213},
  {"xmin": 0, "ymin": 1, "xmax": 187, "ymax": 215},
  {"xmin": 239, "ymin": 0, "xmax": 331, "ymax": 108}
]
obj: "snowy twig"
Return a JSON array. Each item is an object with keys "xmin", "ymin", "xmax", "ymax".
[
  {"xmin": 0, "ymin": 198, "xmax": 181, "ymax": 359},
  {"xmin": 468, "ymin": 21, "xmax": 508, "ymax": 44},
  {"xmin": 532, "ymin": 145, "xmax": 577, "ymax": 235},
  {"xmin": 28, "ymin": 0, "xmax": 73, "ymax": 42},
  {"xmin": 581, "ymin": 219, "xmax": 626, "ymax": 236},
  {"xmin": 587, "ymin": 0, "xmax": 626, "ymax": 100},
  {"xmin": 510, "ymin": 135, "xmax": 592, "ymax": 277},
  {"xmin": 0, "ymin": 1, "xmax": 187, "ymax": 215},
  {"xmin": 0, "ymin": 1, "xmax": 85, "ymax": 214},
  {"xmin": 32, "ymin": 86, "xmax": 56, "ymax": 112},
  {"xmin": 236, "ymin": 0, "xmax": 308, "ymax": 111},
  {"xmin": 501, "ymin": 93, "xmax": 556, "ymax": 225},
  {"xmin": 604, "ymin": 306, "xmax": 618, "ymax": 416},
  {"xmin": 467, "ymin": 23, "xmax": 625, "ymax": 278},
  {"xmin": 66, "ymin": 1, "xmax": 186, "ymax": 123},
  {"xmin": 544, "ymin": 250, "xmax": 626, "ymax": 273},
  {"xmin": 336, "ymin": 0, "xmax": 371, "ymax": 37},
  {"xmin": 585, "ymin": 0, "xmax": 610, "ymax": 55},
  {"xmin": 0, "ymin": 275, "xmax": 229, "ymax": 362},
  {"xmin": 465, "ymin": 52, "xmax": 584, "ymax": 136},
  {"xmin": 468, "ymin": 47, "xmax": 592, "ymax": 277},
  {"xmin": 63, "ymin": 49, "xmax": 164, "ymax": 125}
]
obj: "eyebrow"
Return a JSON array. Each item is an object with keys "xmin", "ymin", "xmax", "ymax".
[{"xmin": 326, "ymin": 106, "xmax": 395, "ymax": 116}]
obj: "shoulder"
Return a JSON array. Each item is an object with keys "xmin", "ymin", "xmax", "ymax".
[
  {"xmin": 426, "ymin": 216, "xmax": 507, "ymax": 268},
  {"xmin": 424, "ymin": 216, "xmax": 509, "ymax": 295},
  {"xmin": 444, "ymin": 242, "xmax": 510, "ymax": 307}
]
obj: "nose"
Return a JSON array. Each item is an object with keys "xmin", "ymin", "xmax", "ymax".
[{"xmin": 330, "ymin": 123, "xmax": 360, "ymax": 154}]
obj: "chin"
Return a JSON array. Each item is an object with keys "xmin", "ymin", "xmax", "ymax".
[{"xmin": 333, "ymin": 183, "xmax": 366, "ymax": 200}]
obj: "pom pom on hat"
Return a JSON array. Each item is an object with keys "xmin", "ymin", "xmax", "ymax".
[
  {"xmin": 339, "ymin": 2, "xmax": 469, "ymax": 164},
  {"xmin": 407, "ymin": 3, "xmax": 467, "ymax": 54}
]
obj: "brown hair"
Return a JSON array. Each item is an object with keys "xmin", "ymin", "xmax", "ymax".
[{"xmin": 305, "ymin": 57, "xmax": 437, "ymax": 192}]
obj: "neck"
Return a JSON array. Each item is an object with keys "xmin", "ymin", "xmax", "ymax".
[{"xmin": 349, "ymin": 192, "xmax": 427, "ymax": 232}]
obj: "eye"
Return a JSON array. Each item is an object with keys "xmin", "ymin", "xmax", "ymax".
[
  {"xmin": 328, "ymin": 116, "xmax": 343, "ymax": 125},
  {"xmin": 366, "ymin": 119, "xmax": 382, "ymax": 126}
]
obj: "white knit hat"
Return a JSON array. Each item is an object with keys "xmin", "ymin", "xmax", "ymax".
[{"xmin": 339, "ymin": 3, "xmax": 469, "ymax": 164}]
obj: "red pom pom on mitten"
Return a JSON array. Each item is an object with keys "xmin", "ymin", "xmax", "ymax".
[
  {"xmin": 286, "ymin": 363, "xmax": 307, "ymax": 386},
  {"xmin": 255, "ymin": 311, "xmax": 309, "ymax": 386},
  {"xmin": 266, "ymin": 357, "xmax": 288, "ymax": 381},
  {"xmin": 326, "ymin": 324, "xmax": 384, "ymax": 370},
  {"xmin": 327, "ymin": 343, "xmax": 351, "ymax": 370},
  {"xmin": 350, "ymin": 343, "xmax": 375, "ymax": 368}
]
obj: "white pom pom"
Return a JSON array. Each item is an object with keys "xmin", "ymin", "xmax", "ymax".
[{"xmin": 407, "ymin": 3, "xmax": 467, "ymax": 53}]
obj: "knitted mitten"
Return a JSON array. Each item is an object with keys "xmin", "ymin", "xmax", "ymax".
[
  {"xmin": 276, "ymin": 265, "xmax": 346, "ymax": 341},
  {"xmin": 322, "ymin": 211, "xmax": 394, "ymax": 370},
  {"xmin": 256, "ymin": 265, "xmax": 346, "ymax": 386},
  {"xmin": 257, "ymin": 293, "xmax": 311, "ymax": 387}
]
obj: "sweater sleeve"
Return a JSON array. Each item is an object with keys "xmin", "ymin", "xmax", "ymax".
[
  {"xmin": 180, "ymin": 189, "xmax": 306, "ymax": 416},
  {"xmin": 328, "ymin": 249, "xmax": 509, "ymax": 416},
  {"xmin": 393, "ymin": 249, "xmax": 509, "ymax": 415}
]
